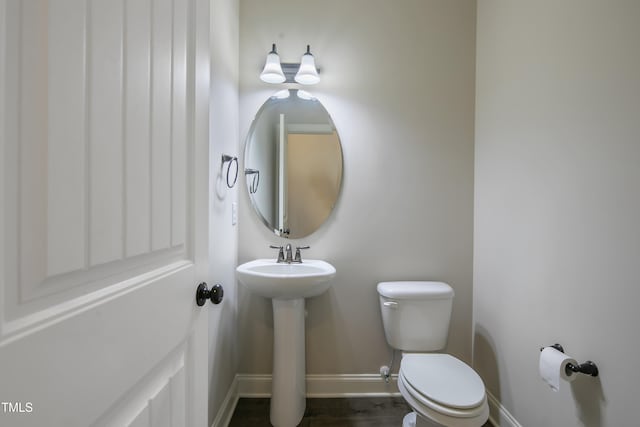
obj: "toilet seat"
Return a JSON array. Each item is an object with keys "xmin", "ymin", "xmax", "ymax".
[
  {"xmin": 399, "ymin": 371, "xmax": 486, "ymax": 418},
  {"xmin": 398, "ymin": 354, "xmax": 489, "ymax": 427},
  {"xmin": 401, "ymin": 354, "xmax": 485, "ymax": 410}
]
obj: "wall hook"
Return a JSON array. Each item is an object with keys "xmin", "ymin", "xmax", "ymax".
[{"xmin": 221, "ymin": 154, "xmax": 238, "ymax": 188}]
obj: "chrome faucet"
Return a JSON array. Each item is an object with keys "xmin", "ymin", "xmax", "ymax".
[
  {"xmin": 269, "ymin": 244, "xmax": 310, "ymax": 263},
  {"xmin": 285, "ymin": 244, "xmax": 293, "ymax": 263}
]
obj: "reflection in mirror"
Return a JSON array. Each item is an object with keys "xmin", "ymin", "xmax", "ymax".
[{"xmin": 244, "ymin": 89, "xmax": 343, "ymax": 239}]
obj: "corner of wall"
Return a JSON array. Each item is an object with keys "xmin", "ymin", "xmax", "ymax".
[{"xmin": 208, "ymin": 0, "xmax": 240, "ymax": 424}]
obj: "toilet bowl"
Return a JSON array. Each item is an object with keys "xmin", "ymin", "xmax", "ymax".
[
  {"xmin": 398, "ymin": 354, "xmax": 488, "ymax": 427},
  {"xmin": 377, "ymin": 281, "xmax": 489, "ymax": 427}
]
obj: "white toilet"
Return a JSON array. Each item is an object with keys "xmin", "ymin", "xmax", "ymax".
[{"xmin": 377, "ymin": 281, "xmax": 489, "ymax": 427}]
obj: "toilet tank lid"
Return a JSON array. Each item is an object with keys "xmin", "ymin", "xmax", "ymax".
[{"xmin": 377, "ymin": 281, "xmax": 454, "ymax": 300}]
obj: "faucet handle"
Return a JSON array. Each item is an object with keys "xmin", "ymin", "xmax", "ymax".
[
  {"xmin": 294, "ymin": 245, "xmax": 310, "ymax": 263},
  {"xmin": 269, "ymin": 245, "xmax": 285, "ymax": 263}
]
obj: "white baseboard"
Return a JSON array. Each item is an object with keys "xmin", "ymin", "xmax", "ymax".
[
  {"xmin": 213, "ymin": 373, "xmax": 399, "ymax": 427},
  {"xmin": 235, "ymin": 373, "xmax": 270, "ymax": 397},
  {"xmin": 236, "ymin": 373, "xmax": 401, "ymax": 398},
  {"xmin": 486, "ymin": 390, "xmax": 522, "ymax": 427},
  {"xmin": 306, "ymin": 374, "xmax": 401, "ymax": 397},
  {"xmin": 210, "ymin": 376, "xmax": 239, "ymax": 427},
  {"xmin": 218, "ymin": 375, "xmax": 530, "ymax": 427}
]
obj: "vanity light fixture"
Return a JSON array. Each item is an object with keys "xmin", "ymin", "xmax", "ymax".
[
  {"xmin": 260, "ymin": 44, "xmax": 286, "ymax": 84},
  {"xmin": 294, "ymin": 45, "xmax": 320, "ymax": 85},
  {"xmin": 259, "ymin": 44, "xmax": 320, "ymax": 85}
]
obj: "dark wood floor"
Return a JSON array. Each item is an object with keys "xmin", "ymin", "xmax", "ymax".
[{"xmin": 228, "ymin": 397, "xmax": 492, "ymax": 426}]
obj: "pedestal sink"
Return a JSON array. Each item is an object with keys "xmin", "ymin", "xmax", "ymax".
[{"xmin": 237, "ymin": 259, "xmax": 336, "ymax": 427}]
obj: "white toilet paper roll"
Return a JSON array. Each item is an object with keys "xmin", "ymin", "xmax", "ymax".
[{"xmin": 539, "ymin": 347, "xmax": 578, "ymax": 391}]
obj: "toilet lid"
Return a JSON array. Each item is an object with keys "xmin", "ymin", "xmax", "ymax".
[{"xmin": 400, "ymin": 354, "xmax": 485, "ymax": 409}]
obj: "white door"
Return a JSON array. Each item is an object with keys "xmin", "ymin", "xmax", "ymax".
[{"xmin": 0, "ymin": 0, "xmax": 213, "ymax": 426}]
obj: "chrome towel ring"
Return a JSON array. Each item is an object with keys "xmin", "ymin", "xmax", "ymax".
[
  {"xmin": 221, "ymin": 154, "xmax": 238, "ymax": 188},
  {"xmin": 245, "ymin": 168, "xmax": 260, "ymax": 194}
]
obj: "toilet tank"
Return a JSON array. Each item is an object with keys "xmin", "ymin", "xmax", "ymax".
[{"xmin": 377, "ymin": 281, "xmax": 454, "ymax": 352}]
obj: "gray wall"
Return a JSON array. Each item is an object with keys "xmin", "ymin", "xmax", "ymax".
[
  {"xmin": 208, "ymin": 0, "xmax": 239, "ymax": 423},
  {"xmin": 474, "ymin": 1, "xmax": 640, "ymax": 426},
  {"xmin": 238, "ymin": 0, "xmax": 476, "ymax": 376}
]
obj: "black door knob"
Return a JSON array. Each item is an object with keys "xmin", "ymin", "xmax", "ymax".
[{"xmin": 196, "ymin": 282, "xmax": 224, "ymax": 306}]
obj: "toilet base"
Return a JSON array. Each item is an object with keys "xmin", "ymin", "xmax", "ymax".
[{"xmin": 403, "ymin": 411, "xmax": 442, "ymax": 427}]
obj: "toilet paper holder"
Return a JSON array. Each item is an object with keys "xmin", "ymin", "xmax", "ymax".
[{"xmin": 540, "ymin": 344, "xmax": 599, "ymax": 377}]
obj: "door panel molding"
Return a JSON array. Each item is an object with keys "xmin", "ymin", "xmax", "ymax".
[
  {"xmin": 92, "ymin": 341, "xmax": 187, "ymax": 427},
  {"xmin": 1, "ymin": 259, "xmax": 193, "ymax": 345},
  {"xmin": 2, "ymin": 0, "xmax": 193, "ymax": 332}
]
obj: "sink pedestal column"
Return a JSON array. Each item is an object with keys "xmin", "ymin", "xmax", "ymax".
[{"xmin": 270, "ymin": 298, "xmax": 306, "ymax": 427}]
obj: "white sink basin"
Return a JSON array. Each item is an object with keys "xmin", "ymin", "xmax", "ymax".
[
  {"xmin": 236, "ymin": 258, "xmax": 336, "ymax": 300},
  {"xmin": 236, "ymin": 257, "xmax": 336, "ymax": 426}
]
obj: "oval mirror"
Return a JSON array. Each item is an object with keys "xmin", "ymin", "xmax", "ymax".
[{"xmin": 244, "ymin": 89, "xmax": 343, "ymax": 239}]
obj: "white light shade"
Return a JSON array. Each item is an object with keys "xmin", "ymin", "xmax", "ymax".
[
  {"xmin": 294, "ymin": 45, "xmax": 320, "ymax": 85},
  {"xmin": 296, "ymin": 90, "xmax": 315, "ymax": 100},
  {"xmin": 272, "ymin": 89, "xmax": 290, "ymax": 99},
  {"xmin": 260, "ymin": 45, "xmax": 286, "ymax": 84}
]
